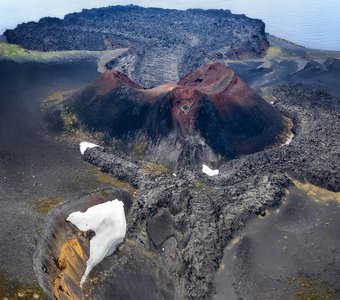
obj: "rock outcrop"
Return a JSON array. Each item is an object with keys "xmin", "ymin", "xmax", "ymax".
[
  {"xmin": 48, "ymin": 62, "xmax": 285, "ymax": 167},
  {"xmin": 77, "ymin": 84, "xmax": 339, "ymax": 300},
  {"xmin": 4, "ymin": 5, "xmax": 269, "ymax": 87},
  {"xmin": 40, "ymin": 78, "xmax": 340, "ymax": 300}
]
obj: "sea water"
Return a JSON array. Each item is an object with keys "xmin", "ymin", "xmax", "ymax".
[{"xmin": 0, "ymin": 0, "xmax": 339, "ymax": 51}]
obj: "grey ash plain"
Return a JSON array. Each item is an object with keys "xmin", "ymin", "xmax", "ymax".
[{"xmin": 1, "ymin": 5, "xmax": 340, "ymax": 300}]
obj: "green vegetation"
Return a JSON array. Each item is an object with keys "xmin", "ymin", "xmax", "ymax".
[
  {"xmin": 0, "ymin": 42, "xmax": 128, "ymax": 63},
  {"xmin": 62, "ymin": 121, "xmax": 110, "ymax": 144},
  {"xmin": 266, "ymin": 46, "xmax": 283, "ymax": 57},
  {"xmin": 43, "ymin": 90, "xmax": 113, "ymax": 145},
  {"xmin": 61, "ymin": 110, "xmax": 79, "ymax": 131},
  {"xmin": 133, "ymin": 135, "xmax": 148, "ymax": 158},
  {"xmin": 77, "ymin": 167, "xmax": 137, "ymax": 198},
  {"xmin": 142, "ymin": 162, "xmax": 168, "ymax": 177},
  {"xmin": 43, "ymin": 90, "xmax": 76, "ymax": 105},
  {"xmin": 288, "ymin": 278, "xmax": 333, "ymax": 300},
  {"xmin": 99, "ymin": 188, "xmax": 110, "ymax": 198},
  {"xmin": 32, "ymin": 195, "xmax": 64, "ymax": 214},
  {"xmin": 0, "ymin": 273, "xmax": 46, "ymax": 300},
  {"xmin": 94, "ymin": 170, "xmax": 137, "ymax": 198},
  {"xmin": 192, "ymin": 176, "xmax": 202, "ymax": 188},
  {"xmin": 293, "ymin": 179, "xmax": 340, "ymax": 204},
  {"xmin": 191, "ymin": 176, "xmax": 215, "ymax": 193},
  {"xmin": 0, "ymin": 42, "xmax": 102, "ymax": 62}
]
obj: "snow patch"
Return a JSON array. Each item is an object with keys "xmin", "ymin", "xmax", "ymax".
[
  {"xmin": 79, "ymin": 141, "xmax": 99, "ymax": 155},
  {"xmin": 202, "ymin": 164, "xmax": 219, "ymax": 176},
  {"xmin": 66, "ymin": 199, "xmax": 126, "ymax": 287},
  {"xmin": 283, "ymin": 133, "xmax": 295, "ymax": 146},
  {"xmin": 281, "ymin": 132, "xmax": 294, "ymax": 146}
]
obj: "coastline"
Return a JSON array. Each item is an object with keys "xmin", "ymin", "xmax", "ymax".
[
  {"xmin": 0, "ymin": 8, "xmax": 339, "ymax": 299},
  {"xmin": 267, "ymin": 34, "xmax": 340, "ymax": 58}
]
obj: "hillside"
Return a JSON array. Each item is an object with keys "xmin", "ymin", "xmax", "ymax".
[{"xmin": 5, "ymin": 5, "xmax": 268, "ymax": 87}]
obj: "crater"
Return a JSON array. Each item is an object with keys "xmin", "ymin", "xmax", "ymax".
[
  {"xmin": 47, "ymin": 62, "xmax": 289, "ymax": 165},
  {"xmin": 33, "ymin": 188, "xmax": 132, "ymax": 300}
]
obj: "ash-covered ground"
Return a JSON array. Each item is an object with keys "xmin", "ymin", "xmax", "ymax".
[
  {"xmin": 69, "ymin": 37, "xmax": 340, "ymax": 299},
  {"xmin": 0, "ymin": 6, "xmax": 339, "ymax": 300},
  {"xmin": 76, "ymin": 81, "xmax": 339, "ymax": 299}
]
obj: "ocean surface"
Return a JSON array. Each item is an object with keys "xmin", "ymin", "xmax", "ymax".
[{"xmin": 0, "ymin": 0, "xmax": 339, "ymax": 51}]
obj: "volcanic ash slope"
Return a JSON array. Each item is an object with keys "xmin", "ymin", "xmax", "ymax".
[{"xmin": 47, "ymin": 62, "xmax": 285, "ymax": 167}]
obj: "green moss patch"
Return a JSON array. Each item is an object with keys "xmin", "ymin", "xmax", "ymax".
[
  {"xmin": 142, "ymin": 162, "xmax": 168, "ymax": 177},
  {"xmin": 133, "ymin": 135, "xmax": 148, "ymax": 158},
  {"xmin": 0, "ymin": 274, "xmax": 46, "ymax": 300},
  {"xmin": 76, "ymin": 167, "xmax": 137, "ymax": 198},
  {"xmin": 0, "ymin": 42, "xmax": 99, "ymax": 62},
  {"xmin": 266, "ymin": 46, "xmax": 283, "ymax": 57},
  {"xmin": 293, "ymin": 179, "xmax": 340, "ymax": 204},
  {"xmin": 61, "ymin": 111, "xmax": 79, "ymax": 131},
  {"xmin": 32, "ymin": 195, "xmax": 65, "ymax": 214},
  {"xmin": 43, "ymin": 90, "xmax": 77, "ymax": 106},
  {"xmin": 287, "ymin": 278, "xmax": 333, "ymax": 300},
  {"xmin": 0, "ymin": 43, "xmax": 128, "ymax": 64},
  {"xmin": 94, "ymin": 170, "xmax": 137, "ymax": 198}
]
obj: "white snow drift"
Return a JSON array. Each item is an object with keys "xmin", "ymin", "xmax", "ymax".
[
  {"xmin": 66, "ymin": 199, "xmax": 126, "ymax": 287},
  {"xmin": 283, "ymin": 133, "xmax": 295, "ymax": 146},
  {"xmin": 202, "ymin": 164, "xmax": 219, "ymax": 176},
  {"xmin": 79, "ymin": 141, "xmax": 100, "ymax": 155}
]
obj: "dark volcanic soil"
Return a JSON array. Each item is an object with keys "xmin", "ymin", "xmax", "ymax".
[
  {"xmin": 57, "ymin": 40, "xmax": 340, "ymax": 299},
  {"xmin": 65, "ymin": 82, "xmax": 339, "ymax": 300},
  {"xmin": 0, "ymin": 19, "xmax": 339, "ymax": 300},
  {"xmin": 0, "ymin": 59, "xmax": 118, "ymax": 297},
  {"xmin": 227, "ymin": 35, "xmax": 340, "ymax": 99},
  {"xmin": 214, "ymin": 185, "xmax": 340, "ymax": 299}
]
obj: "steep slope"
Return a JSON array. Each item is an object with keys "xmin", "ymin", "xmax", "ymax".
[
  {"xmin": 172, "ymin": 63, "xmax": 284, "ymax": 157},
  {"xmin": 48, "ymin": 62, "xmax": 285, "ymax": 165}
]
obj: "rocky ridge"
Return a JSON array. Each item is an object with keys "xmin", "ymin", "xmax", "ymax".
[{"xmin": 4, "ymin": 5, "xmax": 269, "ymax": 87}]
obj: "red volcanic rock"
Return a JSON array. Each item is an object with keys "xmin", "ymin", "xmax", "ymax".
[
  {"xmin": 92, "ymin": 71, "xmax": 143, "ymax": 95},
  {"xmin": 56, "ymin": 62, "xmax": 284, "ymax": 161},
  {"xmin": 171, "ymin": 63, "xmax": 239, "ymax": 136},
  {"xmin": 171, "ymin": 63, "xmax": 284, "ymax": 157}
]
